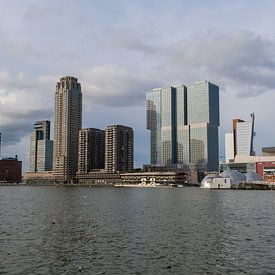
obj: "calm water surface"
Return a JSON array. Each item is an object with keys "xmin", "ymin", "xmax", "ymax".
[{"xmin": 0, "ymin": 186, "xmax": 274, "ymax": 274}]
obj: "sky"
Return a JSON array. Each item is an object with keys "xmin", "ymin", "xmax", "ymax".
[{"xmin": 1, "ymin": 0, "xmax": 275, "ymax": 171}]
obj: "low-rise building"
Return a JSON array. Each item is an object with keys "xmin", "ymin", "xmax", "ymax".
[
  {"xmin": 0, "ymin": 157, "xmax": 22, "ymax": 183},
  {"xmin": 23, "ymin": 171, "xmax": 55, "ymax": 185},
  {"xmin": 120, "ymin": 171, "xmax": 187, "ymax": 185},
  {"xmin": 76, "ymin": 170, "xmax": 121, "ymax": 185}
]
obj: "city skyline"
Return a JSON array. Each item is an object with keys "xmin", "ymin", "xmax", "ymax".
[{"xmin": 1, "ymin": 1, "xmax": 275, "ymax": 171}]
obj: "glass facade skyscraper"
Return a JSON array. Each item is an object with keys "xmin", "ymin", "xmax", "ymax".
[
  {"xmin": 146, "ymin": 81, "xmax": 220, "ymax": 171},
  {"xmin": 146, "ymin": 85, "xmax": 188, "ymax": 167},
  {"xmin": 188, "ymin": 81, "xmax": 219, "ymax": 171}
]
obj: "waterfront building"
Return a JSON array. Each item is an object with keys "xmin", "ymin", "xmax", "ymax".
[
  {"xmin": 29, "ymin": 120, "xmax": 53, "ymax": 172},
  {"xmin": 262, "ymin": 147, "xmax": 275, "ymax": 156},
  {"xmin": 53, "ymin": 76, "xmax": 82, "ymax": 182},
  {"xmin": 146, "ymin": 85, "xmax": 188, "ymax": 166},
  {"xmin": 235, "ymin": 113, "xmax": 255, "ymax": 156},
  {"xmin": 146, "ymin": 81, "xmax": 220, "ymax": 171},
  {"xmin": 225, "ymin": 132, "xmax": 234, "ymax": 163},
  {"xmin": 0, "ymin": 156, "xmax": 22, "ymax": 183},
  {"xmin": 224, "ymin": 114, "xmax": 255, "ymax": 162},
  {"xmin": 105, "ymin": 125, "xmax": 134, "ymax": 172},
  {"xmin": 78, "ymin": 128, "xmax": 105, "ymax": 173},
  {"xmin": 120, "ymin": 171, "xmax": 187, "ymax": 186},
  {"xmin": 187, "ymin": 81, "xmax": 220, "ymax": 171}
]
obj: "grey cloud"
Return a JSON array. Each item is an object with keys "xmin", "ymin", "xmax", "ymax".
[
  {"xmin": 94, "ymin": 29, "xmax": 275, "ymax": 97},
  {"xmin": 81, "ymin": 65, "xmax": 162, "ymax": 108},
  {"xmin": 0, "ymin": 72, "xmax": 54, "ymax": 145}
]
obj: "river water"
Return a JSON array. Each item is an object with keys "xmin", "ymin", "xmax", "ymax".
[{"xmin": 0, "ymin": 186, "xmax": 274, "ymax": 274}]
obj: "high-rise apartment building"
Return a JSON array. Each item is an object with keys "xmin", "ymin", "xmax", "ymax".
[
  {"xmin": 78, "ymin": 128, "xmax": 105, "ymax": 173},
  {"xmin": 29, "ymin": 120, "xmax": 53, "ymax": 172},
  {"xmin": 146, "ymin": 81, "xmax": 220, "ymax": 171},
  {"xmin": 53, "ymin": 76, "xmax": 82, "ymax": 182},
  {"xmin": 105, "ymin": 125, "xmax": 134, "ymax": 172}
]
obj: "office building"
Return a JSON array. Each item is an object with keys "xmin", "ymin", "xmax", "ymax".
[
  {"xmin": 188, "ymin": 81, "xmax": 219, "ymax": 171},
  {"xmin": 78, "ymin": 128, "xmax": 105, "ymax": 173},
  {"xmin": 29, "ymin": 120, "xmax": 53, "ymax": 172},
  {"xmin": 105, "ymin": 125, "xmax": 134, "ymax": 172},
  {"xmin": 146, "ymin": 81, "xmax": 220, "ymax": 171},
  {"xmin": 146, "ymin": 85, "xmax": 188, "ymax": 166},
  {"xmin": 53, "ymin": 76, "xmax": 82, "ymax": 182}
]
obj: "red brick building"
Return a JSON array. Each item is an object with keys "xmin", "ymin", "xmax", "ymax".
[
  {"xmin": 0, "ymin": 158, "xmax": 22, "ymax": 183},
  {"xmin": 256, "ymin": 162, "xmax": 275, "ymax": 183}
]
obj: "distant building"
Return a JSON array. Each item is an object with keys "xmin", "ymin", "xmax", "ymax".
[
  {"xmin": 225, "ymin": 133, "xmax": 234, "ymax": 163},
  {"xmin": 146, "ymin": 85, "xmax": 188, "ymax": 166},
  {"xmin": 225, "ymin": 114, "xmax": 255, "ymax": 161},
  {"xmin": 236, "ymin": 113, "xmax": 255, "ymax": 156},
  {"xmin": 0, "ymin": 157, "xmax": 22, "ymax": 183},
  {"xmin": 29, "ymin": 120, "xmax": 53, "ymax": 172},
  {"xmin": 188, "ymin": 81, "xmax": 220, "ymax": 171},
  {"xmin": 262, "ymin": 147, "xmax": 275, "ymax": 156},
  {"xmin": 147, "ymin": 81, "xmax": 219, "ymax": 171},
  {"xmin": 53, "ymin": 76, "xmax": 82, "ymax": 182},
  {"xmin": 78, "ymin": 128, "xmax": 105, "ymax": 173},
  {"xmin": 105, "ymin": 125, "xmax": 134, "ymax": 172}
]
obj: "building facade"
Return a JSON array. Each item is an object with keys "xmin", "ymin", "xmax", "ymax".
[
  {"xmin": 78, "ymin": 128, "xmax": 105, "ymax": 173},
  {"xmin": 29, "ymin": 120, "xmax": 53, "ymax": 172},
  {"xmin": 225, "ymin": 132, "xmax": 234, "ymax": 163},
  {"xmin": 146, "ymin": 81, "xmax": 220, "ymax": 171},
  {"xmin": 53, "ymin": 76, "xmax": 82, "ymax": 182},
  {"xmin": 105, "ymin": 125, "xmax": 134, "ymax": 172},
  {"xmin": 236, "ymin": 113, "xmax": 255, "ymax": 156},
  {"xmin": 187, "ymin": 81, "xmax": 220, "ymax": 171},
  {"xmin": 146, "ymin": 85, "xmax": 188, "ymax": 166},
  {"xmin": 0, "ymin": 157, "xmax": 22, "ymax": 183}
]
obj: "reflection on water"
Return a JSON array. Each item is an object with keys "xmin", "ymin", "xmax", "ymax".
[{"xmin": 0, "ymin": 187, "xmax": 274, "ymax": 274}]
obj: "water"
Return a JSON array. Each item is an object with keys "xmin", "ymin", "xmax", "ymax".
[{"xmin": 0, "ymin": 187, "xmax": 274, "ymax": 274}]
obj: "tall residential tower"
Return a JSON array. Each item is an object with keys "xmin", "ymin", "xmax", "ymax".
[
  {"xmin": 53, "ymin": 76, "xmax": 82, "ymax": 182},
  {"xmin": 78, "ymin": 128, "xmax": 105, "ymax": 173},
  {"xmin": 105, "ymin": 125, "xmax": 134, "ymax": 172}
]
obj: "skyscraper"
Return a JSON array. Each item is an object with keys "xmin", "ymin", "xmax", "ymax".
[
  {"xmin": 105, "ymin": 125, "xmax": 134, "ymax": 172},
  {"xmin": 225, "ymin": 132, "xmax": 234, "ymax": 163},
  {"xmin": 146, "ymin": 85, "xmax": 188, "ymax": 166},
  {"xmin": 29, "ymin": 120, "xmax": 53, "ymax": 172},
  {"xmin": 188, "ymin": 81, "xmax": 219, "ymax": 171},
  {"xmin": 78, "ymin": 128, "xmax": 105, "ymax": 173},
  {"xmin": 225, "ymin": 114, "xmax": 255, "ymax": 161},
  {"xmin": 53, "ymin": 76, "xmax": 82, "ymax": 182},
  {"xmin": 146, "ymin": 81, "xmax": 220, "ymax": 171},
  {"xmin": 236, "ymin": 113, "xmax": 255, "ymax": 156}
]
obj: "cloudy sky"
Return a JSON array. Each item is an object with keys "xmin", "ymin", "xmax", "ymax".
[{"xmin": 1, "ymin": 0, "xmax": 275, "ymax": 171}]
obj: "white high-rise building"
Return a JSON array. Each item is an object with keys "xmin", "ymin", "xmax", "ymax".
[
  {"xmin": 225, "ymin": 133, "xmax": 234, "ymax": 163},
  {"xmin": 236, "ymin": 113, "xmax": 255, "ymax": 156},
  {"xmin": 53, "ymin": 76, "xmax": 82, "ymax": 182}
]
